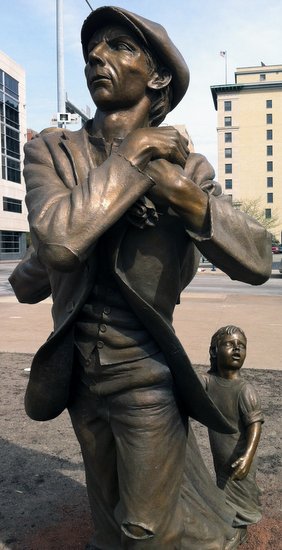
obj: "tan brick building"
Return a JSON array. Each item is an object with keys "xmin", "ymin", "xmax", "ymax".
[{"xmin": 211, "ymin": 64, "xmax": 282, "ymax": 242}]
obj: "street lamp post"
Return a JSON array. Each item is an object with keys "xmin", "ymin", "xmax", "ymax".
[{"xmin": 56, "ymin": 0, "xmax": 65, "ymax": 127}]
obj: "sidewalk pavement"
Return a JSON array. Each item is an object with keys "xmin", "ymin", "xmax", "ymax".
[{"xmin": 0, "ymin": 271, "xmax": 281, "ymax": 370}]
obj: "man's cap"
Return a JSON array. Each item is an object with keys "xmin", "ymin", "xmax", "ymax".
[{"xmin": 81, "ymin": 6, "xmax": 189, "ymax": 111}]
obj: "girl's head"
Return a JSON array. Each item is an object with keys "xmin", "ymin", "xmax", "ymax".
[{"xmin": 209, "ymin": 325, "xmax": 247, "ymax": 373}]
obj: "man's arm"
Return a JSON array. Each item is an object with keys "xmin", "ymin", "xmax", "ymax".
[
  {"xmin": 24, "ymin": 137, "xmax": 154, "ymax": 272},
  {"xmin": 145, "ymin": 154, "xmax": 272, "ymax": 285},
  {"xmin": 24, "ymin": 127, "xmax": 188, "ymax": 272},
  {"xmin": 9, "ymin": 246, "xmax": 51, "ymax": 304}
]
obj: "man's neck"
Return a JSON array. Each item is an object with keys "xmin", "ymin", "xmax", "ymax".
[{"xmin": 90, "ymin": 100, "xmax": 151, "ymax": 142}]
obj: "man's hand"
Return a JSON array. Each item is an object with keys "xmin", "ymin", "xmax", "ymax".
[
  {"xmin": 118, "ymin": 126, "xmax": 189, "ymax": 171},
  {"xmin": 231, "ymin": 454, "xmax": 252, "ymax": 480},
  {"xmin": 145, "ymin": 159, "xmax": 185, "ymax": 206},
  {"xmin": 145, "ymin": 159, "xmax": 209, "ymax": 234}
]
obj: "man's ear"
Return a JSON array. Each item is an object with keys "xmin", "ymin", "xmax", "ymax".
[{"xmin": 147, "ymin": 69, "xmax": 172, "ymax": 91}]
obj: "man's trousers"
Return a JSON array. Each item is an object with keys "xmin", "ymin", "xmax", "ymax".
[{"xmin": 68, "ymin": 353, "xmax": 187, "ymax": 549}]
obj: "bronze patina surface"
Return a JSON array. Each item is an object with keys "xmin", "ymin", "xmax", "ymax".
[{"xmin": 9, "ymin": 6, "xmax": 272, "ymax": 549}]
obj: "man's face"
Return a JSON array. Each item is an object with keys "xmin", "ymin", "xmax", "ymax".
[
  {"xmin": 85, "ymin": 24, "xmax": 152, "ymax": 111},
  {"xmin": 216, "ymin": 332, "xmax": 247, "ymax": 373}
]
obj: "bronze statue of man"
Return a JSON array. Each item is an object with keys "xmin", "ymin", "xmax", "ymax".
[{"xmin": 10, "ymin": 6, "xmax": 272, "ymax": 549}]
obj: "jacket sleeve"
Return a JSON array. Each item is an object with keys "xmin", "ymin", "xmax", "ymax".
[
  {"xmin": 183, "ymin": 153, "xmax": 272, "ymax": 285},
  {"xmin": 24, "ymin": 135, "xmax": 154, "ymax": 272},
  {"xmin": 9, "ymin": 246, "xmax": 51, "ymax": 304}
]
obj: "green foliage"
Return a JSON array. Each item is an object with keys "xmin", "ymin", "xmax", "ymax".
[{"xmin": 233, "ymin": 197, "xmax": 280, "ymax": 233}]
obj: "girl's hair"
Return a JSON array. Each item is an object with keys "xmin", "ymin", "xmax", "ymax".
[{"xmin": 209, "ymin": 325, "xmax": 246, "ymax": 372}]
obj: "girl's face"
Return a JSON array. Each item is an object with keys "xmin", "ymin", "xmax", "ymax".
[{"xmin": 216, "ymin": 331, "xmax": 247, "ymax": 374}]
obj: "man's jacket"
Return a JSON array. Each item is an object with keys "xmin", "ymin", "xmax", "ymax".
[{"xmin": 10, "ymin": 125, "xmax": 272, "ymax": 430}]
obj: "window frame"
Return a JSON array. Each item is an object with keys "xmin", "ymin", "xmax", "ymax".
[
  {"xmin": 267, "ymin": 192, "xmax": 273, "ymax": 203},
  {"xmin": 225, "ymin": 163, "xmax": 232, "ymax": 174},
  {"xmin": 224, "ymin": 132, "xmax": 232, "ymax": 143},
  {"xmin": 225, "ymin": 179, "xmax": 232, "ymax": 190},
  {"xmin": 266, "ymin": 113, "xmax": 273, "ymax": 124}
]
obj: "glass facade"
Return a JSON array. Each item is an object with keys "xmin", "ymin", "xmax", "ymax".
[
  {"xmin": 0, "ymin": 230, "xmax": 26, "ymax": 259},
  {"xmin": 0, "ymin": 59, "xmax": 27, "ymax": 260},
  {"xmin": 3, "ymin": 196, "xmax": 22, "ymax": 213},
  {"xmin": 0, "ymin": 70, "xmax": 21, "ymax": 183}
]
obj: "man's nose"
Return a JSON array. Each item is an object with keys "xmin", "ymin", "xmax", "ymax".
[{"xmin": 88, "ymin": 43, "xmax": 106, "ymax": 66}]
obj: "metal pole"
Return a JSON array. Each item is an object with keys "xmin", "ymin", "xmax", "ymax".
[
  {"xmin": 56, "ymin": 0, "xmax": 65, "ymax": 126},
  {"xmin": 225, "ymin": 51, "xmax": 228, "ymax": 84}
]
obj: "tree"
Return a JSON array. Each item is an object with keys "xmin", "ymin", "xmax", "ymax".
[{"xmin": 233, "ymin": 197, "xmax": 280, "ymax": 237}]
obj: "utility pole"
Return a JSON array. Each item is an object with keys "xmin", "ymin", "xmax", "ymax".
[{"xmin": 56, "ymin": 0, "xmax": 65, "ymax": 127}]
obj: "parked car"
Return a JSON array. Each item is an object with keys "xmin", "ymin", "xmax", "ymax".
[
  {"xmin": 279, "ymin": 259, "xmax": 282, "ymax": 274},
  {"xmin": 272, "ymin": 245, "xmax": 281, "ymax": 254}
]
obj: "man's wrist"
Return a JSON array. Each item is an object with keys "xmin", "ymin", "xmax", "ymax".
[
  {"xmin": 115, "ymin": 152, "xmax": 156, "ymax": 187},
  {"xmin": 171, "ymin": 178, "xmax": 210, "ymax": 234}
]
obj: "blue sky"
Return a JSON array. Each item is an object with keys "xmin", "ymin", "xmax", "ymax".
[{"xmin": 1, "ymin": 0, "xmax": 282, "ymax": 172}]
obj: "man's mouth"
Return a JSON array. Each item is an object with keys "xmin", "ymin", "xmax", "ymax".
[{"xmin": 90, "ymin": 73, "xmax": 112, "ymax": 85}]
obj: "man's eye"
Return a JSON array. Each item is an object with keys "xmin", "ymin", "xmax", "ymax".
[{"xmin": 110, "ymin": 40, "xmax": 133, "ymax": 51}]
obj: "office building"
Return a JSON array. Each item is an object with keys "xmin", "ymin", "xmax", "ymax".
[
  {"xmin": 0, "ymin": 51, "xmax": 28, "ymax": 260},
  {"xmin": 211, "ymin": 64, "xmax": 282, "ymax": 241}
]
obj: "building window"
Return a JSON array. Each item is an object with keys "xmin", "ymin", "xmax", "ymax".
[
  {"xmin": 4, "ymin": 74, "xmax": 19, "ymax": 98},
  {"xmin": 225, "ymin": 164, "xmax": 232, "ymax": 174},
  {"xmin": 225, "ymin": 179, "xmax": 232, "ymax": 189},
  {"xmin": 3, "ymin": 197, "xmax": 22, "ymax": 213},
  {"xmin": 224, "ymin": 101, "xmax": 232, "ymax": 111},
  {"xmin": 0, "ymin": 71, "xmax": 21, "ymax": 188},
  {"xmin": 225, "ymin": 148, "xmax": 232, "ymax": 158},
  {"xmin": 265, "ymin": 208, "xmax": 271, "ymax": 219},
  {"xmin": 267, "ymin": 193, "xmax": 273, "ymax": 203},
  {"xmin": 7, "ymin": 158, "xmax": 21, "ymax": 183},
  {"xmin": 6, "ymin": 135, "xmax": 20, "ymax": 159},
  {"xmin": 267, "ymin": 145, "xmax": 273, "ymax": 156},
  {"xmin": 260, "ymin": 74, "xmax": 266, "ymax": 81},
  {"xmin": 266, "ymin": 99, "xmax": 272, "ymax": 108},
  {"xmin": 224, "ymin": 116, "xmax": 232, "ymax": 127},
  {"xmin": 267, "ymin": 177, "xmax": 273, "ymax": 187},
  {"xmin": 1, "ymin": 155, "xmax": 5, "ymax": 178},
  {"xmin": 266, "ymin": 113, "xmax": 272, "ymax": 124},
  {"xmin": 267, "ymin": 161, "xmax": 273, "ymax": 172},
  {"xmin": 0, "ymin": 231, "xmax": 20, "ymax": 253},
  {"xmin": 267, "ymin": 129, "xmax": 273, "ymax": 140},
  {"xmin": 225, "ymin": 132, "xmax": 232, "ymax": 143}
]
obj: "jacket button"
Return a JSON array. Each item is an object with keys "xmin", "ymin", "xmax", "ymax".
[
  {"xmin": 99, "ymin": 324, "xmax": 107, "ymax": 333},
  {"xmin": 97, "ymin": 341, "xmax": 104, "ymax": 349}
]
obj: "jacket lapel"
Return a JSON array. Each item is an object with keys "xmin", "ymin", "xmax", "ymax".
[{"xmin": 59, "ymin": 128, "xmax": 92, "ymax": 186}]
